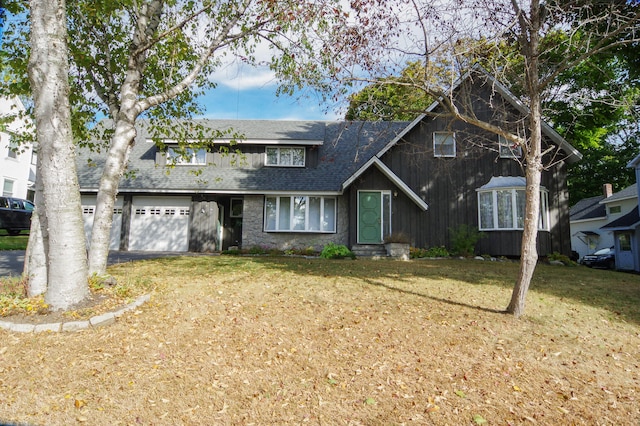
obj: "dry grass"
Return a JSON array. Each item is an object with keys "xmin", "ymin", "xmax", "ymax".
[{"xmin": 1, "ymin": 256, "xmax": 639, "ymax": 425}]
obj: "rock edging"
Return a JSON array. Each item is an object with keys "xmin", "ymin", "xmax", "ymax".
[{"xmin": 0, "ymin": 294, "xmax": 150, "ymax": 333}]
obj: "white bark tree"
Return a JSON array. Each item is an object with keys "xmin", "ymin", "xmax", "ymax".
[
  {"xmin": 27, "ymin": 0, "xmax": 89, "ymax": 309},
  {"xmin": 3, "ymin": 0, "xmax": 346, "ymax": 292},
  {"xmin": 329, "ymin": 0, "xmax": 640, "ymax": 316},
  {"xmin": 64, "ymin": 0, "xmax": 345, "ymax": 276}
]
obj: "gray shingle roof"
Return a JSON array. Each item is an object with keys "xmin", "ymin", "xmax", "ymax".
[
  {"xmin": 601, "ymin": 206, "xmax": 640, "ymax": 230},
  {"xmin": 601, "ymin": 184, "xmax": 637, "ymax": 204},
  {"xmin": 570, "ymin": 195, "xmax": 607, "ymax": 221},
  {"xmin": 77, "ymin": 120, "xmax": 409, "ymax": 194}
]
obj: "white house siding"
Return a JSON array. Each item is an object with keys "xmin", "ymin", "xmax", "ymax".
[
  {"xmin": 571, "ymin": 218, "xmax": 613, "ymax": 261},
  {"xmin": 81, "ymin": 195, "xmax": 123, "ymax": 250},
  {"xmin": 571, "ymin": 197, "xmax": 637, "ymax": 260},
  {"xmin": 129, "ymin": 196, "xmax": 191, "ymax": 252},
  {"xmin": 1, "ymin": 97, "xmax": 35, "ymax": 200},
  {"xmin": 241, "ymin": 194, "xmax": 349, "ymax": 252},
  {"xmin": 598, "ymin": 197, "xmax": 638, "ymax": 254}
]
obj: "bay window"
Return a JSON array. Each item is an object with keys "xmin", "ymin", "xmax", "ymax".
[
  {"xmin": 265, "ymin": 195, "xmax": 336, "ymax": 232},
  {"xmin": 477, "ymin": 177, "xmax": 549, "ymax": 231}
]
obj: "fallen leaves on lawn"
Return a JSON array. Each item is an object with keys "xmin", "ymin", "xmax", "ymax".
[{"xmin": 0, "ymin": 257, "xmax": 639, "ymax": 425}]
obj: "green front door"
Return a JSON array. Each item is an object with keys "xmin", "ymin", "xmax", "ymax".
[{"xmin": 358, "ymin": 191, "xmax": 382, "ymax": 244}]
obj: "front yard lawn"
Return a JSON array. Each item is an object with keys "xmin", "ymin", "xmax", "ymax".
[
  {"xmin": 1, "ymin": 256, "xmax": 639, "ymax": 425},
  {"xmin": 0, "ymin": 229, "xmax": 29, "ymax": 250}
]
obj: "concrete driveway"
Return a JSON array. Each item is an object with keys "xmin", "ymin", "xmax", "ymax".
[{"xmin": 0, "ymin": 250, "xmax": 190, "ymax": 277}]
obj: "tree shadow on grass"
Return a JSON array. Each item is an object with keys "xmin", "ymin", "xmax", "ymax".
[
  {"xmin": 126, "ymin": 255, "xmax": 640, "ymax": 327},
  {"xmin": 357, "ymin": 274, "xmax": 506, "ymax": 315},
  {"xmin": 244, "ymin": 256, "xmax": 640, "ymax": 326}
]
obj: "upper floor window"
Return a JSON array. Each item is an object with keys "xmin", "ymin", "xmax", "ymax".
[
  {"xmin": 609, "ymin": 205, "xmax": 622, "ymax": 214},
  {"xmin": 6, "ymin": 137, "xmax": 17, "ymax": 159},
  {"xmin": 167, "ymin": 146, "xmax": 207, "ymax": 165},
  {"xmin": 265, "ymin": 147, "xmax": 305, "ymax": 167},
  {"xmin": 433, "ymin": 132, "xmax": 455, "ymax": 157},
  {"xmin": 499, "ymin": 135, "xmax": 522, "ymax": 158},
  {"xmin": 265, "ymin": 195, "xmax": 336, "ymax": 232}
]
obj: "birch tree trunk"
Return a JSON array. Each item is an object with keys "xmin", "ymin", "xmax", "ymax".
[
  {"xmin": 87, "ymin": 0, "xmax": 164, "ymax": 276},
  {"xmin": 28, "ymin": 0, "xmax": 89, "ymax": 310},
  {"xmin": 88, "ymin": 120, "xmax": 136, "ymax": 275},
  {"xmin": 24, "ymin": 172, "xmax": 47, "ymax": 297},
  {"xmin": 506, "ymin": 0, "xmax": 543, "ymax": 317}
]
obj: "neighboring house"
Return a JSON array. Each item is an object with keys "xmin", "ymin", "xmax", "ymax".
[
  {"xmin": 570, "ymin": 184, "xmax": 638, "ymax": 262},
  {"xmin": 0, "ymin": 97, "xmax": 36, "ymax": 201},
  {"xmin": 77, "ymin": 70, "xmax": 581, "ymax": 255},
  {"xmin": 601, "ymin": 154, "xmax": 640, "ymax": 272}
]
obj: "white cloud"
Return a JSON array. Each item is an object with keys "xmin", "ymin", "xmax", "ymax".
[{"xmin": 211, "ymin": 61, "xmax": 277, "ymax": 90}]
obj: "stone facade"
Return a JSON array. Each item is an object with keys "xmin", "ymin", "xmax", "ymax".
[{"xmin": 241, "ymin": 195, "xmax": 349, "ymax": 251}]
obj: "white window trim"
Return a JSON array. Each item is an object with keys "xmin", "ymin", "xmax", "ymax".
[
  {"xmin": 477, "ymin": 187, "xmax": 549, "ymax": 231},
  {"xmin": 2, "ymin": 178, "xmax": 15, "ymax": 197},
  {"xmin": 265, "ymin": 146, "xmax": 306, "ymax": 167},
  {"xmin": 167, "ymin": 146, "xmax": 207, "ymax": 165},
  {"xmin": 609, "ymin": 205, "xmax": 622, "ymax": 214},
  {"xmin": 264, "ymin": 195, "xmax": 336, "ymax": 233},
  {"xmin": 433, "ymin": 132, "xmax": 456, "ymax": 158},
  {"xmin": 499, "ymin": 135, "xmax": 522, "ymax": 158}
]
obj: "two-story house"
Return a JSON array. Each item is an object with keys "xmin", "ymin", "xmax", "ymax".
[
  {"xmin": 570, "ymin": 184, "xmax": 638, "ymax": 262},
  {"xmin": 1, "ymin": 96, "xmax": 36, "ymax": 201},
  {"xmin": 77, "ymin": 70, "xmax": 581, "ymax": 256}
]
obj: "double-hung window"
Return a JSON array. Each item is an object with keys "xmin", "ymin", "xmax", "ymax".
[
  {"xmin": 477, "ymin": 177, "xmax": 549, "ymax": 231},
  {"xmin": 433, "ymin": 132, "xmax": 455, "ymax": 157},
  {"xmin": 6, "ymin": 137, "xmax": 17, "ymax": 159},
  {"xmin": 265, "ymin": 195, "xmax": 336, "ymax": 232},
  {"xmin": 499, "ymin": 135, "xmax": 522, "ymax": 158},
  {"xmin": 2, "ymin": 179, "xmax": 14, "ymax": 197},
  {"xmin": 265, "ymin": 147, "xmax": 305, "ymax": 167},
  {"xmin": 167, "ymin": 146, "xmax": 207, "ymax": 165}
]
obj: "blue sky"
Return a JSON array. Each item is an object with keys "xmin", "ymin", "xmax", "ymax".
[
  {"xmin": 200, "ymin": 84, "xmax": 342, "ymax": 121},
  {"xmin": 201, "ymin": 62, "xmax": 344, "ymax": 122}
]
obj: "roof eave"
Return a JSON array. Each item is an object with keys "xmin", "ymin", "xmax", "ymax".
[{"xmin": 342, "ymin": 158, "xmax": 428, "ymax": 211}]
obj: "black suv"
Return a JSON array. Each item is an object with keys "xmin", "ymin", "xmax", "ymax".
[{"xmin": 0, "ymin": 197, "xmax": 34, "ymax": 235}]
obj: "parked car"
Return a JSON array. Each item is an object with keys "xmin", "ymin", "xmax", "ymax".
[
  {"xmin": 580, "ymin": 247, "xmax": 615, "ymax": 269},
  {"xmin": 0, "ymin": 197, "xmax": 34, "ymax": 235}
]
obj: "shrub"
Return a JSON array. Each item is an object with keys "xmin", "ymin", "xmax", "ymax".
[
  {"xmin": 449, "ymin": 224, "xmax": 484, "ymax": 257},
  {"xmin": 248, "ymin": 246, "xmax": 266, "ymax": 255},
  {"xmin": 410, "ymin": 246, "xmax": 450, "ymax": 258},
  {"xmin": 547, "ymin": 251, "xmax": 578, "ymax": 266},
  {"xmin": 221, "ymin": 248, "xmax": 241, "ymax": 256},
  {"xmin": 320, "ymin": 242, "xmax": 355, "ymax": 259}
]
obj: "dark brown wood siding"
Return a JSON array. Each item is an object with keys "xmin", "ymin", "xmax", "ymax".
[{"xmin": 349, "ymin": 79, "xmax": 573, "ymax": 257}]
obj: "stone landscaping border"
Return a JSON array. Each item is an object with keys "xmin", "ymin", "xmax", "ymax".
[{"xmin": 0, "ymin": 294, "xmax": 150, "ymax": 333}]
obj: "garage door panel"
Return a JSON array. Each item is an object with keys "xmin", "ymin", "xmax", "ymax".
[
  {"xmin": 129, "ymin": 198, "xmax": 190, "ymax": 251},
  {"xmin": 81, "ymin": 196, "xmax": 123, "ymax": 250}
]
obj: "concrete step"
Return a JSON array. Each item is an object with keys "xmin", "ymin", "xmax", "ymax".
[{"xmin": 351, "ymin": 244, "xmax": 387, "ymax": 258}]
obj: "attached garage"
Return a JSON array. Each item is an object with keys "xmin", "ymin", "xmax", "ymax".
[
  {"xmin": 129, "ymin": 196, "xmax": 191, "ymax": 251},
  {"xmin": 81, "ymin": 195, "xmax": 123, "ymax": 250}
]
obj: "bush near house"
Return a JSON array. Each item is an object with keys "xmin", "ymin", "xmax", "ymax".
[
  {"xmin": 320, "ymin": 242, "xmax": 355, "ymax": 259},
  {"xmin": 449, "ymin": 224, "xmax": 485, "ymax": 257}
]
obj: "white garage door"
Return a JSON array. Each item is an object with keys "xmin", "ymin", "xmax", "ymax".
[
  {"xmin": 129, "ymin": 196, "xmax": 190, "ymax": 252},
  {"xmin": 81, "ymin": 195, "xmax": 123, "ymax": 250}
]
